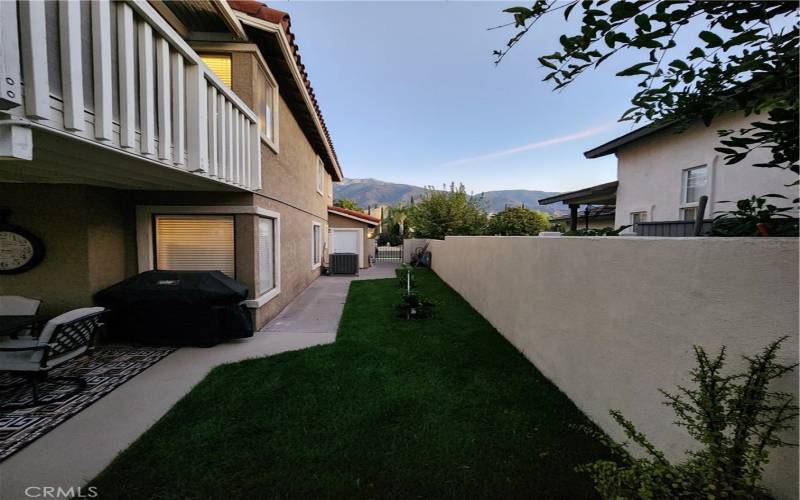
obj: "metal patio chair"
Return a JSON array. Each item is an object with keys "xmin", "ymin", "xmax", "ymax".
[
  {"xmin": 0, "ymin": 295, "xmax": 43, "ymax": 339},
  {"xmin": 0, "ymin": 307, "xmax": 105, "ymax": 410}
]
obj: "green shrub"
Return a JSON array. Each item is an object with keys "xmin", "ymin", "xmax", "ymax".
[
  {"xmin": 580, "ymin": 337, "xmax": 798, "ymax": 499},
  {"xmin": 712, "ymin": 195, "xmax": 798, "ymax": 237},
  {"xmin": 564, "ymin": 225, "xmax": 630, "ymax": 236},
  {"xmin": 395, "ymin": 292, "xmax": 435, "ymax": 319}
]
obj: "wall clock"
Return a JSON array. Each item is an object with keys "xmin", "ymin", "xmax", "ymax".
[{"xmin": 0, "ymin": 209, "xmax": 45, "ymax": 274}]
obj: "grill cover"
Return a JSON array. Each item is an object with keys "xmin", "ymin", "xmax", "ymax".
[{"xmin": 95, "ymin": 271, "xmax": 253, "ymax": 347}]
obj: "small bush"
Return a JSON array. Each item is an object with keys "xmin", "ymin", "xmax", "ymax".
[
  {"xmin": 395, "ymin": 292, "xmax": 435, "ymax": 319},
  {"xmin": 579, "ymin": 337, "xmax": 798, "ymax": 499},
  {"xmin": 564, "ymin": 225, "xmax": 630, "ymax": 236}
]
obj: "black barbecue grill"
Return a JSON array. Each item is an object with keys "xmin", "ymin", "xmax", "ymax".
[{"xmin": 95, "ymin": 271, "xmax": 253, "ymax": 347}]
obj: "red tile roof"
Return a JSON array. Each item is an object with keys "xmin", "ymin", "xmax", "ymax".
[
  {"xmin": 328, "ymin": 206, "xmax": 381, "ymax": 225},
  {"xmin": 227, "ymin": 0, "xmax": 339, "ymax": 171}
]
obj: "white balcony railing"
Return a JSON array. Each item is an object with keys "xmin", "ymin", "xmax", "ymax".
[{"xmin": 0, "ymin": 0, "xmax": 261, "ymax": 191}]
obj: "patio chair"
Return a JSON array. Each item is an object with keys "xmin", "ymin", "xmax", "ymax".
[
  {"xmin": 0, "ymin": 295, "xmax": 41, "ymax": 316},
  {"xmin": 0, "ymin": 295, "xmax": 42, "ymax": 338},
  {"xmin": 0, "ymin": 307, "xmax": 105, "ymax": 410}
]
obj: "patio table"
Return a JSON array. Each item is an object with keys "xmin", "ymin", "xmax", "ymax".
[{"xmin": 0, "ymin": 315, "xmax": 48, "ymax": 338}]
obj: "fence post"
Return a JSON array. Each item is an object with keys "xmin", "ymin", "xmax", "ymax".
[{"xmin": 694, "ymin": 195, "xmax": 708, "ymax": 236}]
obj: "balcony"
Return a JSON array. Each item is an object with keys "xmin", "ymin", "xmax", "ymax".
[{"xmin": 0, "ymin": 0, "xmax": 261, "ymax": 191}]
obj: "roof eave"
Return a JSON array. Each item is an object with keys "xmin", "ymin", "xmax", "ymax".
[
  {"xmin": 233, "ymin": 10, "xmax": 343, "ymax": 181},
  {"xmin": 328, "ymin": 208, "xmax": 379, "ymax": 226},
  {"xmin": 583, "ymin": 122, "xmax": 675, "ymax": 159},
  {"xmin": 538, "ymin": 181, "xmax": 619, "ymax": 205}
]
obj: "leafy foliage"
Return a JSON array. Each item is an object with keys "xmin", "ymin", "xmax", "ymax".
[
  {"xmin": 496, "ymin": 1, "xmax": 799, "ymax": 181},
  {"xmin": 712, "ymin": 194, "xmax": 798, "ymax": 236},
  {"xmin": 395, "ymin": 292, "xmax": 436, "ymax": 320},
  {"xmin": 485, "ymin": 206, "xmax": 550, "ymax": 235},
  {"xmin": 395, "ymin": 266, "xmax": 434, "ymax": 319},
  {"xmin": 580, "ymin": 337, "xmax": 798, "ymax": 499},
  {"xmin": 396, "ymin": 265, "xmax": 417, "ymax": 290},
  {"xmin": 407, "ymin": 183, "xmax": 489, "ymax": 239},
  {"xmin": 563, "ymin": 225, "xmax": 631, "ymax": 236},
  {"xmin": 384, "ymin": 203, "xmax": 411, "ymax": 238},
  {"xmin": 333, "ymin": 198, "xmax": 362, "ymax": 211}
]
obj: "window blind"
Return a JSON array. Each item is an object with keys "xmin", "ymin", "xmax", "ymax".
[
  {"xmin": 155, "ymin": 216, "xmax": 235, "ymax": 277},
  {"xmin": 313, "ymin": 225, "xmax": 321, "ymax": 264},
  {"xmin": 200, "ymin": 54, "xmax": 232, "ymax": 87},
  {"xmin": 258, "ymin": 217, "xmax": 275, "ymax": 294}
]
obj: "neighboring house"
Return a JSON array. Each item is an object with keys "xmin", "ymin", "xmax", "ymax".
[
  {"xmin": 584, "ymin": 113, "xmax": 797, "ymax": 232},
  {"xmin": 540, "ymin": 112, "xmax": 796, "ymax": 235},
  {"xmin": 549, "ymin": 205, "xmax": 616, "ymax": 231},
  {"xmin": 365, "ymin": 204, "xmax": 387, "ymax": 237},
  {"xmin": 0, "ymin": 0, "xmax": 341, "ymax": 329},
  {"xmin": 327, "ymin": 206, "xmax": 380, "ymax": 269}
]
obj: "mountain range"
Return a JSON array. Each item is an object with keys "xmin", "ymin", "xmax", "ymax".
[{"xmin": 333, "ymin": 178, "xmax": 567, "ymax": 214}]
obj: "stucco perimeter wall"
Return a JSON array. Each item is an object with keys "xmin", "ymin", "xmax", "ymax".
[
  {"xmin": 429, "ymin": 236, "xmax": 799, "ymax": 499},
  {"xmin": 403, "ymin": 239, "xmax": 430, "ymax": 263}
]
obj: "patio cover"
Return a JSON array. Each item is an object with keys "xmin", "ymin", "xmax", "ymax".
[{"xmin": 538, "ymin": 181, "xmax": 618, "ymax": 231}]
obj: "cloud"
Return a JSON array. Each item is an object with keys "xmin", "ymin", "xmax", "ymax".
[{"xmin": 442, "ymin": 124, "xmax": 614, "ymax": 167}]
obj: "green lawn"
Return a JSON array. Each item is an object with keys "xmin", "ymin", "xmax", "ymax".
[{"xmin": 91, "ymin": 270, "xmax": 612, "ymax": 499}]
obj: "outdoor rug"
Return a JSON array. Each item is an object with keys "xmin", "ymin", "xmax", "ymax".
[{"xmin": 0, "ymin": 345, "xmax": 174, "ymax": 462}]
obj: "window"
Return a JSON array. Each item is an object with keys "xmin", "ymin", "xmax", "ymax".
[
  {"xmin": 312, "ymin": 223, "xmax": 322, "ymax": 268},
  {"xmin": 154, "ymin": 216, "xmax": 235, "ymax": 277},
  {"xmin": 255, "ymin": 66, "xmax": 277, "ymax": 144},
  {"xmin": 682, "ymin": 165, "xmax": 708, "ymax": 204},
  {"xmin": 316, "ymin": 157, "xmax": 324, "ymax": 195},
  {"xmin": 258, "ymin": 217, "xmax": 275, "ymax": 294},
  {"xmin": 199, "ymin": 54, "xmax": 232, "ymax": 87},
  {"xmin": 631, "ymin": 211, "xmax": 647, "ymax": 228},
  {"xmin": 680, "ymin": 165, "xmax": 708, "ymax": 220}
]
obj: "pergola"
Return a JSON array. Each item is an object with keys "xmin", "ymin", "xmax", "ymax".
[{"xmin": 538, "ymin": 181, "xmax": 618, "ymax": 231}]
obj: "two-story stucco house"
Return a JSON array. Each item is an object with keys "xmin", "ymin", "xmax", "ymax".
[
  {"xmin": 0, "ymin": 0, "xmax": 341, "ymax": 330},
  {"xmin": 584, "ymin": 113, "xmax": 797, "ymax": 231}
]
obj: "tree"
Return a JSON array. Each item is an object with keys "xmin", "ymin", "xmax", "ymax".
[
  {"xmin": 486, "ymin": 206, "xmax": 550, "ymax": 235},
  {"xmin": 384, "ymin": 203, "xmax": 411, "ymax": 237},
  {"xmin": 407, "ymin": 183, "xmax": 489, "ymax": 239},
  {"xmin": 495, "ymin": 1, "xmax": 798, "ymax": 184},
  {"xmin": 333, "ymin": 198, "xmax": 362, "ymax": 211}
]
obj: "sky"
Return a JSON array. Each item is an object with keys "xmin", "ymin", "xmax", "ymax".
[{"xmin": 271, "ymin": 1, "xmax": 650, "ymax": 193}]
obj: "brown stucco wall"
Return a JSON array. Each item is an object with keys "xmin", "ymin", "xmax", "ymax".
[
  {"xmin": 327, "ymin": 212, "xmax": 373, "ymax": 268},
  {"xmin": 231, "ymin": 49, "xmax": 333, "ymax": 329},
  {"xmin": 0, "ymin": 184, "xmax": 131, "ymax": 316}
]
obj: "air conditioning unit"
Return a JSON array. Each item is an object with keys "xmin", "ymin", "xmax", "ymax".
[{"xmin": 330, "ymin": 253, "xmax": 359, "ymax": 275}]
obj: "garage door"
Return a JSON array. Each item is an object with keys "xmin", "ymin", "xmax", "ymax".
[{"xmin": 331, "ymin": 230, "xmax": 359, "ymax": 254}]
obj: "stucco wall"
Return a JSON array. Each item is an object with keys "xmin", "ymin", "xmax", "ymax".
[
  {"xmin": 429, "ymin": 236, "xmax": 798, "ymax": 499},
  {"xmin": 403, "ymin": 238, "xmax": 431, "ymax": 263},
  {"xmin": 0, "ymin": 184, "xmax": 132, "ymax": 316},
  {"xmin": 231, "ymin": 50, "xmax": 332, "ymax": 329},
  {"xmin": 615, "ymin": 113, "xmax": 797, "ymax": 229},
  {"xmin": 327, "ymin": 213, "xmax": 371, "ymax": 268}
]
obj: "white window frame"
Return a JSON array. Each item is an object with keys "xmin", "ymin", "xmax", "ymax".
[
  {"xmin": 316, "ymin": 156, "xmax": 324, "ymax": 195},
  {"xmin": 189, "ymin": 42, "xmax": 279, "ymax": 153},
  {"xmin": 680, "ymin": 164, "xmax": 708, "ymax": 216},
  {"xmin": 255, "ymin": 63, "xmax": 279, "ymax": 153},
  {"xmin": 630, "ymin": 211, "xmax": 647, "ymax": 225},
  {"xmin": 135, "ymin": 205, "xmax": 281, "ymax": 309},
  {"xmin": 253, "ymin": 210, "xmax": 281, "ymax": 306},
  {"xmin": 311, "ymin": 221, "xmax": 322, "ymax": 270}
]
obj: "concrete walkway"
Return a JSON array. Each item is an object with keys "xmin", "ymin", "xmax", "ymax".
[{"xmin": 0, "ymin": 263, "xmax": 397, "ymax": 500}]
